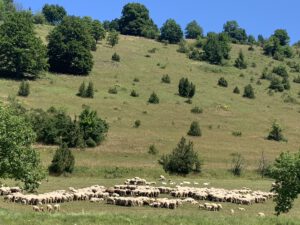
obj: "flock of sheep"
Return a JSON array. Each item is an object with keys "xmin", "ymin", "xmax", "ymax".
[{"xmin": 0, "ymin": 177, "xmax": 274, "ymax": 216}]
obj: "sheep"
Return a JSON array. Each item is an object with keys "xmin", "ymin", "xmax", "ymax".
[
  {"xmin": 53, "ymin": 204, "xmax": 60, "ymax": 212},
  {"xmin": 46, "ymin": 204, "xmax": 53, "ymax": 212},
  {"xmin": 258, "ymin": 212, "xmax": 265, "ymax": 217},
  {"xmin": 238, "ymin": 207, "xmax": 246, "ymax": 211},
  {"xmin": 230, "ymin": 209, "xmax": 235, "ymax": 214},
  {"xmin": 33, "ymin": 206, "xmax": 40, "ymax": 212}
]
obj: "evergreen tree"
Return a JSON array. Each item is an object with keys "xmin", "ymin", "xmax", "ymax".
[
  {"xmin": 48, "ymin": 143, "xmax": 75, "ymax": 175},
  {"xmin": 178, "ymin": 78, "xmax": 196, "ymax": 98},
  {"xmin": 85, "ymin": 81, "xmax": 94, "ymax": 98},
  {"xmin": 243, "ymin": 84, "xmax": 255, "ymax": 99},
  {"xmin": 218, "ymin": 77, "xmax": 228, "ymax": 87},
  {"xmin": 187, "ymin": 121, "xmax": 202, "ymax": 137},
  {"xmin": 267, "ymin": 121, "xmax": 286, "ymax": 142},
  {"xmin": 233, "ymin": 86, "xmax": 240, "ymax": 94},
  {"xmin": 77, "ymin": 82, "xmax": 86, "ymax": 97},
  {"xmin": 148, "ymin": 92, "xmax": 159, "ymax": 104},
  {"xmin": 18, "ymin": 80, "xmax": 30, "ymax": 97},
  {"xmin": 234, "ymin": 50, "xmax": 247, "ymax": 69},
  {"xmin": 185, "ymin": 20, "xmax": 203, "ymax": 39},
  {"xmin": 160, "ymin": 19, "xmax": 183, "ymax": 44}
]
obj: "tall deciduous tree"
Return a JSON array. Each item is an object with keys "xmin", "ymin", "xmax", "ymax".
[
  {"xmin": 0, "ymin": 104, "xmax": 45, "ymax": 191},
  {"xmin": 0, "ymin": 11, "xmax": 48, "ymax": 78},
  {"xmin": 185, "ymin": 20, "xmax": 203, "ymax": 39},
  {"xmin": 160, "ymin": 19, "xmax": 183, "ymax": 44},
  {"xmin": 47, "ymin": 16, "xmax": 94, "ymax": 75},
  {"xmin": 223, "ymin": 20, "xmax": 247, "ymax": 44},
  {"xmin": 42, "ymin": 4, "xmax": 66, "ymax": 25},
  {"xmin": 107, "ymin": 30, "xmax": 119, "ymax": 47}
]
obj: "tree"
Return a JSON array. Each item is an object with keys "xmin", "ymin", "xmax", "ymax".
[
  {"xmin": 47, "ymin": 16, "xmax": 94, "ymax": 75},
  {"xmin": 160, "ymin": 19, "xmax": 183, "ymax": 44},
  {"xmin": 247, "ymin": 35, "xmax": 256, "ymax": 45},
  {"xmin": 107, "ymin": 30, "xmax": 119, "ymax": 47},
  {"xmin": 112, "ymin": 52, "xmax": 120, "ymax": 62},
  {"xmin": 223, "ymin": 20, "xmax": 247, "ymax": 43},
  {"xmin": 0, "ymin": 0, "xmax": 16, "ymax": 20},
  {"xmin": 85, "ymin": 81, "xmax": 94, "ymax": 98},
  {"xmin": 77, "ymin": 82, "xmax": 86, "ymax": 97},
  {"xmin": 273, "ymin": 65, "xmax": 288, "ymax": 78},
  {"xmin": 234, "ymin": 50, "xmax": 247, "ymax": 69},
  {"xmin": 42, "ymin": 4, "xmax": 67, "ymax": 25},
  {"xmin": 92, "ymin": 20, "xmax": 106, "ymax": 42},
  {"xmin": 185, "ymin": 20, "xmax": 203, "ymax": 39},
  {"xmin": 233, "ymin": 86, "xmax": 240, "ymax": 94},
  {"xmin": 148, "ymin": 92, "xmax": 159, "ymax": 104},
  {"xmin": 0, "ymin": 11, "xmax": 48, "ymax": 78},
  {"xmin": 218, "ymin": 77, "xmax": 228, "ymax": 87},
  {"xmin": 48, "ymin": 143, "xmax": 75, "ymax": 175},
  {"xmin": 178, "ymin": 78, "xmax": 196, "ymax": 98},
  {"xmin": 267, "ymin": 121, "xmax": 286, "ymax": 142},
  {"xmin": 119, "ymin": 3, "xmax": 158, "ymax": 38},
  {"xmin": 243, "ymin": 84, "xmax": 255, "ymax": 99},
  {"xmin": 230, "ymin": 152, "xmax": 245, "ymax": 176},
  {"xmin": 0, "ymin": 105, "xmax": 45, "ymax": 191},
  {"xmin": 159, "ymin": 137, "xmax": 201, "ymax": 175},
  {"xmin": 33, "ymin": 12, "xmax": 46, "ymax": 25},
  {"xmin": 18, "ymin": 80, "xmax": 30, "ymax": 97},
  {"xmin": 273, "ymin": 29, "xmax": 290, "ymax": 46},
  {"xmin": 269, "ymin": 150, "xmax": 300, "ymax": 215},
  {"xmin": 203, "ymin": 32, "xmax": 231, "ymax": 65},
  {"xmin": 187, "ymin": 121, "xmax": 202, "ymax": 137}
]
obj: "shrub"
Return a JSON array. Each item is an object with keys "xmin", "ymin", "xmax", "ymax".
[
  {"xmin": 267, "ymin": 121, "xmax": 286, "ymax": 142},
  {"xmin": 160, "ymin": 19, "xmax": 183, "ymax": 44},
  {"xmin": 148, "ymin": 48, "xmax": 157, "ymax": 54},
  {"xmin": 273, "ymin": 65, "xmax": 288, "ymax": 78},
  {"xmin": 185, "ymin": 20, "xmax": 203, "ymax": 39},
  {"xmin": 18, "ymin": 81, "xmax": 30, "ymax": 97},
  {"xmin": 107, "ymin": 30, "xmax": 119, "ymax": 47},
  {"xmin": 188, "ymin": 48, "xmax": 202, "ymax": 61},
  {"xmin": 243, "ymin": 84, "xmax": 255, "ymax": 99},
  {"xmin": 161, "ymin": 74, "xmax": 171, "ymax": 83},
  {"xmin": 234, "ymin": 50, "xmax": 247, "ymax": 69},
  {"xmin": 112, "ymin": 52, "xmax": 120, "ymax": 62},
  {"xmin": 177, "ymin": 39, "xmax": 189, "ymax": 53},
  {"xmin": 293, "ymin": 76, "xmax": 300, "ymax": 83},
  {"xmin": 159, "ymin": 137, "xmax": 201, "ymax": 175},
  {"xmin": 187, "ymin": 121, "xmax": 202, "ymax": 137},
  {"xmin": 130, "ymin": 90, "xmax": 139, "ymax": 97},
  {"xmin": 148, "ymin": 92, "xmax": 159, "ymax": 104},
  {"xmin": 232, "ymin": 131, "xmax": 242, "ymax": 137},
  {"xmin": 108, "ymin": 87, "xmax": 118, "ymax": 94},
  {"xmin": 148, "ymin": 144, "xmax": 159, "ymax": 155},
  {"xmin": 48, "ymin": 143, "xmax": 75, "ymax": 175},
  {"xmin": 185, "ymin": 99, "xmax": 192, "ymax": 104},
  {"xmin": 77, "ymin": 82, "xmax": 86, "ymax": 97},
  {"xmin": 134, "ymin": 120, "xmax": 141, "ymax": 128},
  {"xmin": 85, "ymin": 81, "xmax": 94, "ymax": 98},
  {"xmin": 230, "ymin": 152, "xmax": 245, "ymax": 176},
  {"xmin": 178, "ymin": 78, "xmax": 196, "ymax": 98},
  {"xmin": 233, "ymin": 86, "xmax": 240, "ymax": 94},
  {"xmin": 191, "ymin": 106, "xmax": 203, "ymax": 114},
  {"xmin": 86, "ymin": 137, "xmax": 97, "ymax": 147},
  {"xmin": 218, "ymin": 77, "xmax": 228, "ymax": 87},
  {"xmin": 269, "ymin": 77, "xmax": 284, "ymax": 92},
  {"xmin": 133, "ymin": 77, "xmax": 140, "ymax": 82}
]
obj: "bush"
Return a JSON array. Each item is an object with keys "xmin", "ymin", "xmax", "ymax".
[
  {"xmin": 159, "ymin": 137, "xmax": 201, "ymax": 175},
  {"xmin": 77, "ymin": 82, "xmax": 86, "ymax": 97},
  {"xmin": 185, "ymin": 20, "xmax": 203, "ymax": 39},
  {"xmin": 218, "ymin": 77, "xmax": 228, "ymax": 87},
  {"xmin": 148, "ymin": 92, "xmax": 159, "ymax": 104},
  {"xmin": 233, "ymin": 86, "xmax": 240, "ymax": 94},
  {"xmin": 48, "ymin": 143, "xmax": 75, "ymax": 175},
  {"xmin": 107, "ymin": 30, "xmax": 119, "ymax": 47},
  {"xmin": 234, "ymin": 50, "xmax": 247, "ymax": 69},
  {"xmin": 130, "ymin": 90, "xmax": 139, "ymax": 97},
  {"xmin": 243, "ymin": 84, "xmax": 255, "ymax": 99},
  {"xmin": 273, "ymin": 65, "xmax": 288, "ymax": 78},
  {"xmin": 85, "ymin": 81, "xmax": 94, "ymax": 98},
  {"xmin": 191, "ymin": 106, "xmax": 203, "ymax": 114},
  {"xmin": 86, "ymin": 137, "xmax": 97, "ymax": 147},
  {"xmin": 112, "ymin": 52, "xmax": 120, "ymax": 62},
  {"xmin": 133, "ymin": 77, "xmax": 140, "ymax": 82},
  {"xmin": 148, "ymin": 144, "xmax": 159, "ymax": 155},
  {"xmin": 267, "ymin": 121, "xmax": 286, "ymax": 142},
  {"xmin": 134, "ymin": 120, "xmax": 141, "ymax": 128},
  {"xmin": 232, "ymin": 131, "xmax": 242, "ymax": 137},
  {"xmin": 269, "ymin": 76, "xmax": 284, "ymax": 92},
  {"xmin": 177, "ymin": 39, "xmax": 189, "ymax": 53},
  {"xmin": 293, "ymin": 76, "xmax": 300, "ymax": 83},
  {"xmin": 178, "ymin": 78, "xmax": 196, "ymax": 98},
  {"xmin": 18, "ymin": 81, "xmax": 30, "ymax": 97},
  {"xmin": 187, "ymin": 121, "xmax": 202, "ymax": 137},
  {"xmin": 160, "ymin": 19, "xmax": 183, "ymax": 44},
  {"xmin": 108, "ymin": 87, "xmax": 118, "ymax": 94},
  {"xmin": 230, "ymin": 152, "xmax": 245, "ymax": 176},
  {"xmin": 188, "ymin": 48, "xmax": 202, "ymax": 61},
  {"xmin": 161, "ymin": 74, "xmax": 171, "ymax": 83}
]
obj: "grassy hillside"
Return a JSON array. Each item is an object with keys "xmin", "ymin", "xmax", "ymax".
[{"xmin": 0, "ymin": 25, "xmax": 300, "ymax": 224}]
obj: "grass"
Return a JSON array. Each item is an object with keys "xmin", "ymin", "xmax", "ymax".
[{"xmin": 0, "ymin": 25, "xmax": 300, "ymax": 224}]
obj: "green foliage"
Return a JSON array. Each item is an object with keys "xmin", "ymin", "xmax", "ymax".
[
  {"xmin": 0, "ymin": 11, "xmax": 48, "ymax": 78},
  {"xmin": 187, "ymin": 121, "xmax": 202, "ymax": 137},
  {"xmin": 177, "ymin": 39, "xmax": 189, "ymax": 53},
  {"xmin": 293, "ymin": 75, "xmax": 300, "ymax": 83},
  {"xmin": 269, "ymin": 150, "xmax": 300, "ymax": 215},
  {"xmin": 119, "ymin": 3, "xmax": 158, "ymax": 38},
  {"xmin": 148, "ymin": 144, "xmax": 159, "ymax": 155},
  {"xmin": 107, "ymin": 30, "xmax": 119, "ymax": 47},
  {"xmin": 223, "ymin": 20, "xmax": 247, "ymax": 44},
  {"xmin": 185, "ymin": 20, "xmax": 203, "ymax": 39},
  {"xmin": 91, "ymin": 19, "xmax": 106, "ymax": 42},
  {"xmin": 233, "ymin": 86, "xmax": 240, "ymax": 94},
  {"xmin": 234, "ymin": 50, "xmax": 247, "ymax": 69},
  {"xmin": 203, "ymin": 32, "xmax": 231, "ymax": 65},
  {"xmin": 47, "ymin": 16, "xmax": 94, "ymax": 75},
  {"xmin": 273, "ymin": 29, "xmax": 290, "ymax": 46},
  {"xmin": 269, "ymin": 76, "xmax": 285, "ymax": 92},
  {"xmin": 148, "ymin": 92, "xmax": 159, "ymax": 104},
  {"xmin": 33, "ymin": 13, "xmax": 46, "ymax": 25},
  {"xmin": 247, "ymin": 35, "xmax": 256, "ymax": 45},
  {"xmin": 267, "ymin": 121, "xmax": 286, "ymax": 142},
  {"xmin": 230, "ymin": 152, "xmax": 245, "ymax": 176},
  {"xmin": 42, "ymin": 4, "xmax": 67, "ymax": 25},
  {"xmin": 188, "ymin": 48, "xmax": 202, "ymax": 61},
  {"xmin": 0, "ymin": 0, "xmax": 15, "ymax": 20},
  {"xmin": 178, "ymin": 78, "xmax": 196, "ymax": 98},
  {"xmin": 272, "ymin": 65, "xmax": 288, "ymax": 78},
  {"xmin": 77, "ymin": 82, "xmax": 86, "ymax": 97},
  {"xmin": 243, "ymin": 84, "xmax": 255, "ymax": 99},
  {"xmin": 232, "ymin": 131, "xmax": 242, "ymax": 137},
  {"xmin": 112, "ymin": 52, "xmax": 120, "ymax": 62},
  {"xmin": 0, "ymin": 105, "xmax": 45, "ymax": 191},
  {"xmin": 191, "ymin": 106, "xmax": 203, "ymax": 114},
  {"xmin": 218, "ymin": 77, "xmax": 228, "ymax": 87},
  {"xmin": 130, "ymin": 90, "xmax": 139, "ymax": 97},
  {"xmin": 48, "ymin": 143, "xmax": 75, "ymax": 175},
  {"xmin": 18, "ymin": 80, "xmax": 30, "ymax": 97},
  {"xmin": 108, "ymin": 87, "xmax": 118, "ymax": 94},
  {"xmin": 134, "ymin": 120, "xmax": 141, "ymax": 128},
  {"xmin": 159, "ymin": 137, "xmax": 201, "ymax": 175},
  {"xmin": 85, "ymin": 81, "xmax": 94, "ymax": 98},
  {"xmin": 161, "ymin": 74, "xmax": 171, "ymax": 83},
  {"xmin": 160, "ymin": 19, "xmax": 183, "ymax": 44}
]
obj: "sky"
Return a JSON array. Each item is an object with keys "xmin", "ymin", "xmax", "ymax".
[{"xmin": 18, "ymin": 0, "xmax": 300, "ymax": 44}]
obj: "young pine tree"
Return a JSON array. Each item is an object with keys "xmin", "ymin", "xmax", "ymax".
[
  {"xmin": 234, "ymin": 50, "xmax": 247, "ymax": 69},
  {"xmin": 77, "ymin": 82, "xmax": 86, "ymax": 97},
  {"xmin": 18, "ymin": 80, "xmax": 30, "ymax": 97},
  {"xmin": 267, "ymin": 121, "xmax": 286, "ymax": 142},
  {"xmin": 187, "ymin": 121, "xmax": 202, "ymax": 137},
  {"xmin": 85, "ymin": 81, "xmax": 94, "ymax": 98},
  {"xmin": 243, "ymin": 84, "xmax": 255, "ymax": 99},
  {"xmin": 148, "ymin": 92, "xmax": 160, "ymax": 104},
  {"xmin": 48, "ymin": 143, "xmax": 75, "ymax": 175}
]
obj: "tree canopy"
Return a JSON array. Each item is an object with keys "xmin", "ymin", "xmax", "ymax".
[
  {"xmin": 160, "ymin": 19, "xmax": 183, "ymax": 44},
  {"xmin": 0, "ymin": 104, "xmax": 45, "ymax": 191},
  {"xmin": 0, "ymin": 0, "xmax": 16, "ymax": 20},
  {"xmin": 42, "ymin": 4, "xmax": 67, "ymax": 25},
  {"xmin": 0, "ymin": 11, "xmax": 48, "ymax": 78},
  {"xmin": 185, "ymin": 20, "xmax": 203, "ymax": 39},
  {"xmin": 223, "ymin": 20, "xmax": 247, "ymax": 44}
]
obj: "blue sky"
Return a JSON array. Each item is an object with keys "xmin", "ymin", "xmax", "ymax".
[{"xmin": 19, "ymin": 0, "xmax": 300, "ymax": 44}]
